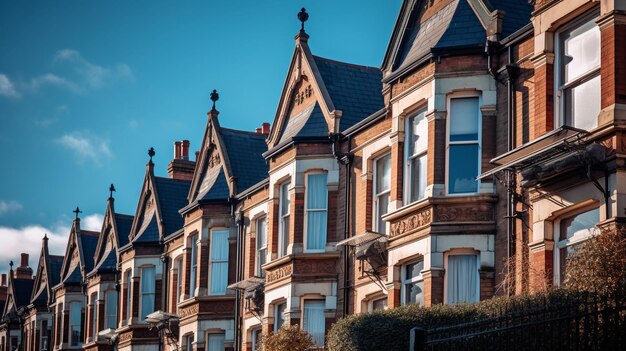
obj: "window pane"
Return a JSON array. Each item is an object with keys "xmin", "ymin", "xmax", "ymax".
[
  {"xmin": 105, "ymin": 291, "xmax": 117, "ymax": 330},
  {"xmin": 91, "ymin": 294, "xmax": 97, "ymax": 338},
  {"xmin": 448, "ymin": 144, "xmax": 479, "ymax": 194},
  {"xmin": 257, "ymin": 217, "xmax": 267, "ymax": 277},
  {"xmin": 450, "ymin": 98, "xmax": 479, "ymax": 142},
  {"xmin": 563, "ymin": 22, "xmax": 600, "ymax": 83},
  {"xmin": 303, "ymin": 301, "xmax": 325, "ymax": 346},
  {"xmin": 141, "ymin": 267, "xmax": 156, "ymax": 319},
  {"xmin": 564, "ymin": 74, "xmax": 600, "ymax": 130},
  {"xmin": 376, "ymin": 155, "xmax": 391, "ymax": 193},
  {"xmin": 377, "ymin": 192, "xmax": 389, "ymax": 234},
  {"xmin": 125, "ymin": 272, "xmax": 131, "ymax": 322},
  {"xmin": 207, "ymin": 334, "xmax": 225, "ymax": 351},
  {"xmin": 408, "ymin": 111, "xmax": 428, "ymax": 156},
  {"xmin": 447, "ymin": 255, "xmax": 479, "ymax": 304},
  {"xmin": 190, "ymin": 235, "xmax": 197, "ymax": 297},
  {"xmin": 405, "ymin": 261, "xmax": 423, "ymax": 280},
  {"xmin": 307, "ymin": 174, "xmax": 328, "ymax": 210},
  {"xmin": 405, "ymin": 281, "xmax": 424, "ymax": 306},
  {"xmin": 280, "ymin": 182, "xmax": 290, "ymax": 216},
  {"xmin": 210, "ymin": 230, "xmax": 230, "ymax": 295},
  {"xmin": 307, "ymin": 211, "xmax": 327, "ymax": 250},
  {"xmin": 560, "ymin": 207, "xmax": 599, "ymax": 241},
  {"xmin": 275, "ymin": 303, "xmax": 286, "ymax": 332},
  {"xmin": 372, "ymin": 298, "xmax": 387, "ymax": 311},
  {"xmin": 70, "ymin": 303, "xmax": 81, "ymax": 346},
  {"xmin": 410, "ymin": 154, "xmax": 427, "ymax": 202}
]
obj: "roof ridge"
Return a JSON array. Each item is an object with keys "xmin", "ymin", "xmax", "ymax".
[
  {"xmin": 312, "ymin": 55, "xmax": 381, "ymax": 72},
  {"xmin": 221, "ymin": 127, "xmax": 268, "ymax": 137},
  {"xmin": 154, "ymin": 176, "xmax": 192, "ymax": 183},
  {"xmin": 114, "ymin": 213, "xmax": 134, "ymax": 219},
  {"xmin": 80, "ymin": 230, "xmax": 100, "ymax": 237}
]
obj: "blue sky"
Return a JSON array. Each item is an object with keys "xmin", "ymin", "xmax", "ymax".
[{"xmin": 0, "ymin": 0, "xmax": 401, "ymax": 265}]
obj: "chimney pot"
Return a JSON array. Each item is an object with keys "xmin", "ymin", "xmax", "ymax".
[
  {"xmin": 174, "ymin": 141, "xmax": 182, "ymax": 160},
  {"xmin": 262, "ymin": 122, "xmax": 270, "ymax": 135},
  {"xmin": 20, "ymin": 253, "xmax": 28, "ymax": 267},
  {"xmin": 181, "ymin": 140, "xmax": 190, "ymax": 160},
  {"xmin": 256, "ymin": 128, "xmax": 262, "ymax": 134}
]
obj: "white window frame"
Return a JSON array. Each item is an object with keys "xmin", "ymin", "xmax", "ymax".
[
  {"xmin": 278, "ymin": 181, "xmax": 291, "ymax": 258},
  {"xmin": 373, "ymin": 153, "xmax": 391, "ymax": 234},
  {"xmin": 209, "ymin": 228, "xmax": 230, "ymax": 295},
  {"xmin": 444, "ymin": 252, "xmax": 480, "ymax": 305},
  {"xmin": 304, "ymin": 172, "xmax": 328, "ymax": 252},
  {"xmin": 401, "ymin": 260, "xmax": 424, "ymax": 306},
  {"xmin": 445, "ymin": 93, "xmax": 482, "ymax": 196},
  {"xmin": 554, "ymin": 206, "xmax": 600, "ymax": 286},
  {"xmin": 189, "ymin": 234, "xmax": 198, "ymax": 298},
  {"xmin": 404, "ymin": 108, "xmax": 428, "ymax": 204},
  {"xmin": 554, "ymin": 11, "xmax": 601, "ymax": 130},
  {"xmin": 105, "ymin": 290, "xmax": 117, "ymax": 330},
  {"xmin": 256, "ymin": 216, "xmax": 267, "ymax": 277},
  {"xmin": 140, "ymin": 266, "xmax": 156, "ymax": 321}
]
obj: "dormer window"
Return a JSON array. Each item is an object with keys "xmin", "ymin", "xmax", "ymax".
[
  {"xmin": 556, "ymin": 13, "xmax": 600, "ymax": 131},
  {"xmin": 305, "ymin": 173, "xmax": 328, "ymax": 252},
  {"xmin": 278, "ymin": 182, "xmax": 291, "ymax": 258}
]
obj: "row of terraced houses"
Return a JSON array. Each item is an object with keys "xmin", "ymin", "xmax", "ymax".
[{"xmin": 2, "ymin": 0, "xmax": 625, "ymax": 350}]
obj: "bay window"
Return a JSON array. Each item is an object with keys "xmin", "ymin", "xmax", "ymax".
[
  {"xmin": 306, "ymin": 173, "xmax": 328, "ymax": 251},
  {"xmin": 41, "ymin": 320, "xmax": 49, "ymax": 351},
  {"xmin": 251, "ymin": 328, "xmax": 261, "ymax": 351},
  {"xmin": 371, "ymin": 297, "xmax": 387, "ymax": 311},
  {"xmin": 557, "ymin": 14, "xmax": 600, "ymax": 131},
  {"xmin": 105, "ymin": 290, "xmax": 117, "ymax": 330},
  {"xmin": 210, "ymin": 229, "xmax": 229, "ymax": 295},
  {"xmin": 274, "ymin": 303, "xmax": 286, "ymax": 332},
  {"xmin": 140, "ymin": 266, "xmax": 156, "ymax": 320},
  {"xmin": 374, "ymin": 154, "xmax": 391, "ymax": 234},
  {"xmin": 405, "ymin": 109, "xmax": 428, "ymax": 203},
  {"xmin": 175, "ymin": 257, "xmax": 183, "ymax": 309},
  {"xmin": 448, "ymin": 96, "xmax": 480, "ymax": 194},
  {"xmin": 278, "ymin": 182, "xmax": 290, "ymax": 257},
  {"xmin": 556, "ymin": 207, "xmax": 599, "ymax": 284},
  {"xmin": 207, "ymin": 333, "xmax": 225, "ymax": 351},
  {"xmin": 446, "ymin": 254, "xmax": 479, "ymax": 304},
  {"xmin": 124, "ymin": 271, "xmax": 131, "ymax": 324},
  {"xmin": 402, "ymin": 261, "xmax": 424, "ymax": 306},
  {"xmin": 190, "ymin": 234, "xmax": 198, "ymax": 297},
  {"xmin": 256, "ymin": 217, "xmax": 267, "ymax": 277},
  {"xmin": 303, "ymin": 300, "xmax": 326, "ymax": 347},
  {"xmin": 90, "ymin": 293, "xmax": 97, "ymax": 341},
  {"xmin": 69, "ymin": 302, "xmax": 81, "ymax": 346}
]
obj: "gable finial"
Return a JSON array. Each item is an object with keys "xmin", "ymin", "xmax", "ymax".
[
  {"xmin": 73, "ymin": 206, "xmax": 82, "ymax": 220},
  {"xmin": 9, "ymin": 260, "xmax": 13, "ymax": 271},
  {"xmin": 109, "ymin": 183, "xmax": 116, "ymax": 199},
  {"xmin": 210, "ymin": 89, "xmax": 219, "ymax": 112},
  {"xmin": 298, "ymin": 8, "xmax": 309, "ymax": 33},
  {"xmin": 148, "ymin": 147, "xmax": 155, "ymax": 162}
]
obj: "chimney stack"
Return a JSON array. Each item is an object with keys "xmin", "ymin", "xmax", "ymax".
[
  {"xmin": 168, "ymin": 140, "xmax": 195, "ymax": 180},
  {"xmin": 0, "ymin": 274, "xmax": 6, "ymax": 303},
  {"xmin": 262, "ymin": 122, "xmax": 270, "ymax": 135},
  {"xmin": 15, "ymin": 253, "xmax": 33, "ymax": 280},
  {"xmin": 1, "ymin": 274, "xmax": 6, "ymax": 286},
  {"xmin": 256, "ymin": 128, "xmax": 262, "ymax": 133}
]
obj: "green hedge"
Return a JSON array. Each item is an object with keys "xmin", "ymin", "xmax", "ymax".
[{"xmin": 326, "ymin": 289, "xmax": 598, "ymax": 351}]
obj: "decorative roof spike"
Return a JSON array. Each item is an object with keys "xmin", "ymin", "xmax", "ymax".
[
  {"xmin": 210, "ymin": 89, "xmax": 219, "ymax": 112},
  {"xmin": 148, "ymin": 147, "xmax": 156, "ymax": 161},
  {"xmin": 9, "ymin": 260, "xmax": 13, "ymax": 270},
  {"xmin": 73, "ymin": 206, "xmax": 82, "ymax": 219},
  {"xmin": 109, "ymin": 183, "xmax": 116, "ymax": 199},
  {"xmin": 298, "ymin": 8, "xmax": 309, "ymax": 32}
]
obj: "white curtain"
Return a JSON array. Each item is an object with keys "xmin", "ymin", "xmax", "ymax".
[
  {"xmin": 210, "ymin": 230, "xmax": 229, "ymax": 295},
  {"xmin": 303, "ymin": 301, "xmax": 325, "ymax": 346},
  {"xmin": 105, "ymin": 290, "xmax": 118, "ymax": 330},
  {"xmin": 207, "ymin": 334, "xmax": 225, "ymax": 351},
  {"xmin": 141, "ymin": 267, "xmax": 155, "ymax": 319},
  {"xmin": 306, "ymin": 174, "xmax": 328, "ymax": 250},
  {"xmin": 447, "ymin": 255, "xmax": 479, "ymax": 304}
]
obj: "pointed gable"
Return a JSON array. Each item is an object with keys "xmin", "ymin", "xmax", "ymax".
[
  {"xmin": 266, "ymin": 31, "xmax": 382, "ymax": 152},
  {"xmin": 129, "ymin": 161, "xmax": 191, "ymax": 243},
  {"xmin": 30, "ymin": 237, "xmax": 63, "ymax": 307},
  {"xmin": 186, "ymin": 113, "xmax": 268, "ymax": 209},
  {"xmin": 91, "ymin": 197, "xmax": 134, "ymax": 274},
  {"xmin": 58, "ymin": 219, "xmax": 99, "ymax": 286},
  {"xmin": 2, "ymin": 271, "xmax": 34, "ymax": 321}
]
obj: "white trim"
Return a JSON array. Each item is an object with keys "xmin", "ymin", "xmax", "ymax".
[
  {"xmin": 209, "ymin": 228, "xmax": 230, "ymax": 296},
  {"xmin": 373, "ymin": 154, "xmax": 391, "ymax": 234},
  {"xmin": 303, "ymin": 172, "xmax": 328, "ymax": 253},
  {"xmin": 400, "ymin": 260, "xmax": 424, "ymax": 306},
  {"xmin": 277, "ymin": 181, "xmax": 291, "ymax": 258},
  {"xmin": 404, "ymin": 107, "xmax": 428, "ymax": 205},
  {"xmin": 255, "ymin": 215, "xmax": 268, "ymax": 277},
  {"xmin": 445, "ymin": 92, "xmax": 482, "ymax": 196}
]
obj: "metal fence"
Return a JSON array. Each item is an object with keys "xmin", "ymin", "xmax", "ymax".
[{"xmin": 412, "ymin": 294, "xmax": 626, "ymax": 350}]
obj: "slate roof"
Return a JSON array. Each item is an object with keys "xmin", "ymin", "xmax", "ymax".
[
  {"xmin": 490, "ymin": 0, "xmax": 533, "ymax": 38},
  {"xmin": 221, "ymin": 129, "xmax": 269, "ymax": 192},
  {"xmin": 13, "ymin": 278, "xmax": 34, "ymax": 308},
  {"xmin": 279, "ymin": 103, "xmax": 329, "ymax": 143},
  {"xmin": 197, "ymin": 168, "xmax": 230, "ymax": 202},
  {"xmin": 436, "ymin": 0, "xmax": 486, "ymax": 48},
  {"xmin": 133, "ymin": 214, "xmax": 160, "ymax": 243},
  {"xmin": 49, "ymin": 255, "xmax": 64, "ymax": 287},
  {"xmin": 80, "ymin": 230, "xmax": 99, "ymax": 274},
  {"xmin": 114, "ymin": 213, "xmax": 133, "ymax": 247},
  {"xmin": 313, "ymin": 56, "xmax": 384, "ymax": 131},
  {"xmin": 154, "ymin": 177, "xmax": 191, "ymax": 237}
]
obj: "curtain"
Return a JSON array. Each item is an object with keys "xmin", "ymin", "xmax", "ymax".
[
  {"xmin": 210, "ymin": 230, "xmax": 229, "ymax": 295},
  {"xmin": 306, "ymin": 174, "xmax": 327, "ymax": 250},
  {"xmin": 303, "ymin": 301, "xmax": 325, "ymax": 346},
  {"xmin": 190, "ymin": 235, "xmax": 198, "ymax": 297},
  {"xmin": 207, "ymin": 334, "xmax": 225, "ymax": 351},
  {"xmin": 447, "ymin": 255, "xmax": 478, "ymax": 304},
  {"xmin": 141, "ymin": 267, "xmax": 156, "ymax": 319},
  {"xmin": 105, "ymin": 290, "xmax": 117, "ymax": 330}
]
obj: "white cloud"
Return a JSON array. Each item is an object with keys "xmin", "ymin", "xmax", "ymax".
[
  {"xmin": 27, "ymin": 73, "xmax": 82, "ymax": 93},
  {"xmin": 35, "ymin": 105, "xmax": 69, "ymax": 127},
  {"xmin": 128, "ymin": 119, "xmax": 139, "ymax": 128},
  {"xmin": 0, "ymin": 213, "xmax": 103, "ymax": 268},
  {"xmin": 56, "ymin": 131, "xmax": 113, "ymax": 166},
  {"xmin": 54, "ymin": 49, "xmax": 134, "ymax": 89},
  {"xmin": 0, "ymin": 73, "xmax": 20, "ymax": 98},
  {"xmin": 0, "ymin": 200, "xmax": 23, "ymax": 215}
]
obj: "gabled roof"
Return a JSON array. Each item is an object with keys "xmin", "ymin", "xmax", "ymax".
[
  {"xmin": 381, "ymin": 0, "xmax": 532, "ymax": 82},
  {"xmin": 57, "ymin": 218, "xmax": 99, "ymax": 287},
  {"xmin": 185, "ymin": 114, "xmax": 268, "ymax": 210},
  {"xmin": 2, "ymin": 270, "xmax": 34, "ymax": 322},
  {"xmin": 90, "ymin": 196, "xmax": 134, "ymax": 275},
  {"xmin": 265, "ymin": 32, "xmax": 383, "ymax": 152},
  {"xmin": 127, "ymin": 161, "xmax": 191, "ymax": 244},
  {"xmin": 30, "ymin": 235, "xmax": 65, "ymax": 307}
]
